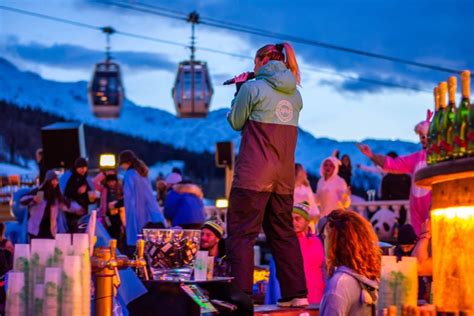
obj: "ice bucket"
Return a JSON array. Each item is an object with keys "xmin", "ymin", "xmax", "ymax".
[{"xmin": 143, "ymin": 228, "xmax": 201, "ymax": 280}]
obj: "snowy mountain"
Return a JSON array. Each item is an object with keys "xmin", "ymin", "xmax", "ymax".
[{"xmin": 0, "ymin": 57, "xmax": 420, "ymax": 175}]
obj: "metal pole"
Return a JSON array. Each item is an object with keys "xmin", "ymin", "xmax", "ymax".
[
  {"xmin": 102, "ymin": 26, "xmax": 115, "ymax": 63},
  {"xmin": 190, "ymin": 21, "xmax": 195, "ymax": 115},
  {"xmin": 225, "ymin": 163, "xmax": 234, "ymax": 199},
  {"xmin": 93, "ymin": 247, "xmax": 115, "ymax": 316},
  {"xmin": 187, "ymin": 12, "xmax": 199, "ymax": 116}
]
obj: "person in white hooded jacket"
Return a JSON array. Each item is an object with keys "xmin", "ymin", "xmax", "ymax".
[{"xmin": 315, "ymin": 156, "xmax": 351, "ymax": 217}]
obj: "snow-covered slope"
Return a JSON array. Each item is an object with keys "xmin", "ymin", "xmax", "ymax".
[
  {"xmin": 0, "ymin": 162, "xmax": 36, "ymax": 176},
  {"xmin": 0, "ymin": 57, "xmax": 419, "ymax": 174}
]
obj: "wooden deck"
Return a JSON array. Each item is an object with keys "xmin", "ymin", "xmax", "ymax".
[{"xmin": 254, "ymin": 304, "xmax": 319, "ymax": 316}]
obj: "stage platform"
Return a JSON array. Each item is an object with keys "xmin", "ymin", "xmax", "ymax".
[{"xmin": 254, "ymin": 304, "xmax": 319, "ymax": 316}]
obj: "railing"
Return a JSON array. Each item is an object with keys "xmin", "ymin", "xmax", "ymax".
[
  {"xmin": 350, "ymin": 200, "xmax": 411, "ymax": 225},
  {"xmin": 206, "ymin": 200, "xmax": 411, "ymax": 227}
]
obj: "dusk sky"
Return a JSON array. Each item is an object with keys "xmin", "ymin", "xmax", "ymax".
[{"xmin": 1, "ymin": 0, "xmax": 473, "ymax": 143}]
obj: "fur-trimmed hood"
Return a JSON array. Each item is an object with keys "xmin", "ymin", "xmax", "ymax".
[{"xmin": 172, "ymin": 183, "xmax": 204, "ymax": 199}]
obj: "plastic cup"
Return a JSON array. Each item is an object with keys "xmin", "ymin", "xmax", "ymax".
[
  {"xmin": 87, "ymin": 191, "xmax": 96, "ymax": 202},
  {"xmin": 194, "ymin": 251, "xmax": 208, "ymax": 281}
]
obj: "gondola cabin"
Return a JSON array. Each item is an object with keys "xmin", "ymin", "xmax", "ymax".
[
  {"xmin": 172, "ymin": 60, "xmax": 213, "ymax": 118},
  {"xmin": 88, "ymin": 62, "xmax": 124, "ymax": 119}
]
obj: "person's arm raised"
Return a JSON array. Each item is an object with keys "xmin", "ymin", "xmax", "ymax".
[{"xmin": 356, "ymin": 143, "xmax": 386, "ymax": 167}]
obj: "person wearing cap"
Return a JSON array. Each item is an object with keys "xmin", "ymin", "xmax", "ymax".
[
  {"xmin": 394, "ymin": 224, "xmax": 418, "ymax": 258},
  {"xmin": 61, "ymin": 157, "xmax": 96, "ymax": 233},
  {"xmin": 357, "ymin": 115, "xmax": 432, "ymax": 235},
  {"xmin": 315, "ymin": 156, "xmax": 351, "ymax": 217},
  {"xmin": 395, "ymin": 222, "xmax": 433, "ymax": 302},
  {"xmin": 118, "ymin": 150, "xmax": 166, "ymax": 255},
  {"xmin": 266, "ymin": 202, "xmax": 326, "ymax": 304},
  {"xmin": 20, "ymin": 170, "xmax": 70, "ymax": 239},
  {"xmin": 93, "ymin": 171, "xmax": 125, "ymax": 245},
  {"xmin": 200, "ymin": 219, "xmax": 229, "ymax": 277}
]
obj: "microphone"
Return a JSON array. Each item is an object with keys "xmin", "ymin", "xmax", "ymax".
[{"xmin": 223, "ymin": 72, "xmax": 255, "ymax": 85}]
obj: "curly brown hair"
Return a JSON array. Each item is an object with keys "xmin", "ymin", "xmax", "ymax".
[{"xmin": 324, "ymin": 210, "xmax": 381, "ymax": 281}]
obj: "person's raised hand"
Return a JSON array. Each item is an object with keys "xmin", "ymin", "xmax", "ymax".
[
  {"xmin": 356, "ymin": 143, "xmax": 373, "ymax": 159},
  {"xmin": 234, "ymin": 72, "xmax": 252, "ymax": 83},
  {"xmin": 78, "ymin": 185, "xmax": 87, "ymax": 194}
]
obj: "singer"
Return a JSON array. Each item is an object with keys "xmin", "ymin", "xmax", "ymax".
[{"xmin": 226, "ymin": 42, "xmax": 308, "ymax": 308}]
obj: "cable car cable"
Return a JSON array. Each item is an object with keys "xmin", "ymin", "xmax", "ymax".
[
  {"xmin": 0, "ymin": 4, "xmax": 431, "ymax": 93},
  {"xmin": 105, "ymin": 0, "xmax": 465, "ymax": 75}
]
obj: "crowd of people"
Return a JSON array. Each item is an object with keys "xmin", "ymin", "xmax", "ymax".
[
  {"xmin": 0, "ymin": 40, "xmax": 436, "ymax": 316},
  {"xmin": 16, "ymin": 150, "xmax": 208, "ymax": 253}
]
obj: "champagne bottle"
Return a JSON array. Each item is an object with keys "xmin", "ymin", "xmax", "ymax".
[
  {"xmin": 427, "ymin": 87, "xmax": 441, "ymax": 164},
  {"xmin": 453, "ymin": 70, "xmax": 471, "ymax": 158},
  {"xmin": 439, "ymin": 77, "xmax": 456, "ymax": 160},
  {"xmin": 467, "ymin": 73, "xmax": 474, "ymax": 156},
  {"xmin": 436, "ymin": 82, "xmax": 448, "ymax": 163}
]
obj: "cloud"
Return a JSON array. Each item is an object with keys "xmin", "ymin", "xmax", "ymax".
[
  {"xmin": 319, "ymin": 74, "xmax": 425, "ymax": 95},
  {"xmin": 2, "ymin": 37, "xmax": 175, "ymax": 72}
]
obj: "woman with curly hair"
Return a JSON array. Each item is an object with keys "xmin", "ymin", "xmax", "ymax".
[{"xmin": 320, "ymin": 210, "xmax": 381, "ymax": 316}]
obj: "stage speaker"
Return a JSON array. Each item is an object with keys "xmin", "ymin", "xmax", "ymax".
[
  {"xmin": 41, "ymin": 122, "xmax": 86, "ymax": 170},
  {"xmin": 215, "ymin": 142, "xmax": 234, "ymax": 168}
]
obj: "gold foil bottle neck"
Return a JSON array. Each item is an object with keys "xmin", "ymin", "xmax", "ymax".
[
  {"xmin": 461, "ymin": 70, "xmax": 471, "ymax": 98},
  {"xmin": 434, "ymin": 87, "xmax": 440, "ymax": 111},
  {"xmin": 439, "ymin": 82, "xmax": 448, "ymax": 108},
  {"xmin": 448, "ymin": 76, "xmax": 457, "ymax": 105}
]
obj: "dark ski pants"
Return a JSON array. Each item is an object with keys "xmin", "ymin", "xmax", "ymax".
[{"xmin": 226, "ymin": 187, "xmax": 307, "ymax": 299}]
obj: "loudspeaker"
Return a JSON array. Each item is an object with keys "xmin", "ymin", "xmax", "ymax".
[
  {"xmin": 215, "ymin": 142, "xmax": 234, "ymax": 168},
  {"xmin": 41, "ymin": 122, "xmax": 87, "ymax": 170}
]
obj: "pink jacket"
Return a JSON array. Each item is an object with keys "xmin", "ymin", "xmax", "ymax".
[
  {"xmin": 383, "ymin": 150, "xmax": 431, "ymax": 235},
  {"xmin": 297, "ymin": 231, "xmax": 326, "ymax": 304}
]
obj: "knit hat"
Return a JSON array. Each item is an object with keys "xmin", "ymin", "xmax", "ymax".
[
  {"xmin": 397, "ymin": 224, "xmax": 417, "ymax": 245},
  {"xmin": 44, "ymin": 170, "xmax": 58, "ymax": 182},
  {"xmin": 202, "ymin": 219, "xmax": 225, "ymax": 239},
  {"xmin": 165, "ymin": 172, "xmax": 182, "ymax": 185},
  {"xmin": 118, "ymin": 150, "xmax": 137, "ymax": 165},
  {"xmin": 74, "ymin": 157, "xmax": 88, "ymax": 168},
  {"xmin": 292, "ymin": 201, "xmax": 311, "ymax": 222},
  {"xmin": 105, "ymin": 174, "xmax": 118, "ymax": 182}
]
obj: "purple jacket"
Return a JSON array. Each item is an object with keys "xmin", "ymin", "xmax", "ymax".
[{"xmin": 20, "ymin": 195, "xmax": 67, "ymax": 237}]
